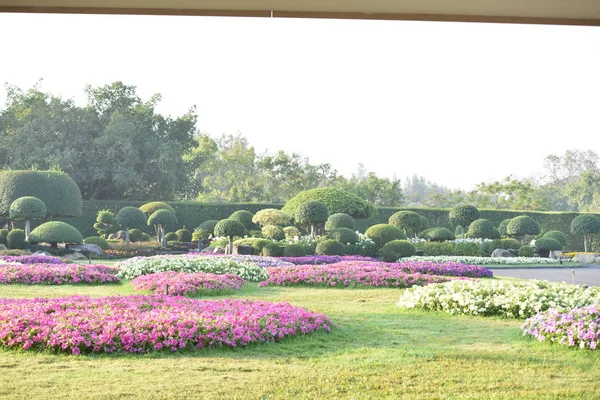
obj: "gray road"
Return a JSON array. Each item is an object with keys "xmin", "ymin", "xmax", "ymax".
[{"xmin": 490, "ymin": 265, "xmax": 600, "ymax": 286}]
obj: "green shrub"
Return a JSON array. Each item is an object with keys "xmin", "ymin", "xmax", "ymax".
[
  {"xmin": 141, "ymin": 233, "xmax": 152, "ymax": 241},
  {"xmin": 365, "ymin": 224, "xmax": 406, "ymax": 249},
  {"xmin": 535, "ymin": 237, "xmax": 563, "ymax": 251},
  {"xmin": 454, "ymin": 226, "xmax": 465, "ymax": 237},
  {"xmin": 252, "ymin": 209, "xmax": 293, "ymax": 227},
  {"xmin": 283, "ymin": 244, "xmax": 307, "ymax": 257},
  {"xmin": 7, "ymin": 229, "xmax": 25, "ymax": 249},
  {"xmin": 196, "ymin": 220, "xmax": 219, "ymax": 239},
  {"xmin": 518, "ymin": 246, "xmax": 534, "ymax": 257},
  {"xmin": 328, "ymin": 227, "xmax": 359, "ymax": 244},
  {"xmin": 542, "ymin": 230, "xmax": 568, "ymax": 246},
  {"xmin": 482, "ymin": 239, "xmax": 503, "ymax": 257},
  {"xmin": 129, "ymin": 229, "xmax": 144, "ymax": 242},
  {"xmin": 453, "ymin": 242, "xmax": 481, "ymax": 257},
  {"xmin": 498, "ymin": 219, "xmax": 512, "ymax": 237},
  {"xmin": 381, "ymin": 240, "xmax": 416, "ymax": 261},
  {"xmin": 0, "ymin": 170, "xmax": 82, "ymax": 217},
  {"xmin": 295, "ymin": 201, "xmax": 329, "ymax": 236},
  {"xmin": 388, "ymin": 211, "xmax": 424, "ymax": 236},
  {"xmin": 234, "ymin": 238, "xmax": 275, "ymax": 255},
  {"xmin": 116, "ymin": 206, "xmax": 146, "ymax": 230},
  {"xmin": 467, "ymin": 219, "xmax": 500, "ymax": 240},
  {"xmin": 165, "ymin": 232, "xmax": 179, "ymax": 242},
  {"xmin": 0, "ymin": 229, "xmax": 8, "ymax": 246},
  {"xmin": 29, "ymin": 221, "xmax": 83, "ymax": 248},
  {"xmin": 421, "ymin": 242, "xmax": 455, "ymax": 256},
  {"xmin": 507, "ymin": 216, "xmax": 541, "ymax": 239},
  {"xmin": 262, "ymin": 243, "xmax": 284, "ymax": 257},
  {"xmin": 343, "ymin": 240, "xmax": 379, "ymax": 257},
  {"xmin": 229, "ymin": 210, "xmax": 256, "ymax": 230},
  {"xmin": 283, "ymin": 226, "xmax": 301, "ymax": 240},
  {"xmin": 175, "ymin": 229, "xmax": 192, "ymax": 242},
  {"xmin": 449, "ymin": 205, "xmax": 480, "ymax": 234},
  {"xmin": 500, "ymin": 238, "xmax": 521, "ymax": 249},
  {"xmin": 315, "ymin": 239, "xmax": 344, "ymax": 256},
  {"xmin": 262, "ymin": 225, "xmax": 285, "ymax": 241},
  {"xmin": 421, "ymin": 227, "xmax": 455, "ymax": 242},
  {"xmin": 570, "ymin": 214, "xmax": 600, "ymax": 252},
  {"xmin": 325, "ymin": 213, "xmax": 356, "ymax": 231},
  {"xmin": 9, "ymin": 196, "xmax": 46, "ymax": 220},
  {"xmin": 139, "ymin": 202, "xmax": 175, "ymax": 216},
  {"xmin": 94, "ymin": 209, "xmax": 118, "ymax": 238},
  {"xmin": 283, "ymin": 188, "xmax": 376, "ymax": 219},
  {"xmin": 215, "ymin": 219, "xmax": 247, "ymax": 253},
  {"xmin": 148, "ymin": 210, "xmax": 178, "ymax": 230},
  {"xmin": 83, "ymin": 236, "xmax": 109, "ymax": 250}
]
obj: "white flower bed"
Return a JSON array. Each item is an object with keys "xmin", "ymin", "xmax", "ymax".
[
  {"xmin": 116, "ymin": 255, "xmax": 269, "ymax": 281},
  {"xmin": 397, "ymin": 279, "xmax": 600, "ymax": 318},
  {"xmin": 405, "ymin": 255, "xmax": 561, "ymax": 265}
]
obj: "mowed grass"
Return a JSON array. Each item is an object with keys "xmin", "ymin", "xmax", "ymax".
[{"xmin": 1, "ymin": 281, "xmax": 600, "ymax": 399}]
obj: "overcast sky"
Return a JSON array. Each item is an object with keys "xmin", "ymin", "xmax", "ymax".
[{"xmin": 0, "ymin": 13, "xmax": 598, "ymax": 190}]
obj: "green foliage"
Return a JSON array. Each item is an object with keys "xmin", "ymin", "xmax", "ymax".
[
  {"xmin": 466, "ymin": 219, "xmax": 499, "ymax": 240},
  {"xmin": 295, "ymin": 201, "xmax": 329, "ymax": 229},
  {"xmin": 507, "ymin": 216, "xmax": 541, "ymax": 238},
  {"xmin": 419, "ymin": 215, "xmax": 430, "ymax": 231},
  {"xmin": 501, "ymin": 239, "xmax": 521, "ymax": 250},
  {"xmin": 365, "ymin": 224, "xmax": 406, "ymax": 249},
  {"xmin": 147, "ymin": 210, "xmax": 178, "ymax": 229},
  {"xmin": 7, "ymin": 229, "xmax": 25, "ymax": 249},
  {"xmin": 165, "ymin": 232, "xmax": 179, "ymax": 242},
  {"xmin": 453, "ymin": 242, "xmax": 481, "ymax": 257},
  {"xmin": 9, "ymin": 196, "xmax": 46, "ymax": 220},
  {"xmin": 283, "ymin": 226, "xmax": 301, "ymax": 240},
  {"xmin": 0, "ymin": 170, "xmax": 82, "ymax": 217},
  {"xmin": 262, "ymin": 243, "xmax": 284, "ymax": 257},
  {"xmin": 570, "ymin": 214, "xmax": 600, "ymax": 235},
  {"xmin": 229, "ymin": 210, "xmax": 256, "ymax": 230},
  {"xmin": 128, "ymin": 229, "xmax": 144, "ymax": 242},
  {"xmin": 283, "ymin": 243, "xmax": 307, "ymax": 257},
  {"xmin": 234, "ymin": 238, "xmax": 277, "ymax": 255},
  {"xmin": 498, "ymin": 219, "xmax": 512, "ymax": 237},
  {"xmin": 421, "ymin": 242, "xmax": 455, "ymax": 256},
  {"xmin": 283, "ymin": 188, "xmax": 376, "ymax": 219},
  {"xmin": 175, "ymin": 229, "xmax": 192, "ymax": 242},
  {"xmin": 534, "ymin": 238, "xmax": 563, "ymax": 251},
  {"xmin": 328, "ymin": 227, "xmax": 359, "ymax": 244},
  {"xmin": 197, "ymin": 220, "xmax": 219, "ymax": 238},
  {"xmin": 449, "ymin": 205, "xmax": 480, "ymax": 229},
  {"xmin": 116, "ymin": 206, "xmax": 146, "ymax": 229},
  {"xmin": 542, "ymin": 230, "xmax": 568, "ymax": 246},
  {"xmin": 262, "ymin": 225, "xmax": 285, "ymax": 241},
  {"xmin": 252, "ymin": 208, "xmax": 293, "ymax": 227},
  {"xmin": 0, "ymin": 229, "xmax": 8, "ymax": 246},
  {"xmin": 388, "ymin": 211, "xmax": 423, "ymax": 236},
  {"xmin": 29, "ymin": 221, "xmax": 83, "ymax": 245},
  {"xmin": 518, "ymin": 246, "xmax": 534, "ymax": 257},
  {"xmin": 139, "ymin": 202, "xmax": 176, "ymax": 217},
  {"xmin": 94, "ymin": 209, "xmax": 117, "ymax": 238},
  {"xmin": 421, "ymin": 227, "xmax": 455, "ymax": 242},
  {"xmin": 214, "ymin": 219, "xmax": 245, "ymax": 239},
  {"xmin": 381, "ymin": 240, "xmax": 416, "ymax": 262},
  {"xmin": 315, "ymin": 239, "xmax": 344, "ymax": 256},
  {"xmin": 83, "ymin": 236, "xmax": 109, "ymax": 250},
  {"xmin": 325, "ymin": 213, "xmax": 356, "ymax": 231}
]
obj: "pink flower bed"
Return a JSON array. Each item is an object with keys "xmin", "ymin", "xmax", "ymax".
[
  {"xmin": 260, "ymin": 263, "xmax": 452, "ymax": 288},
  {"xmin": 0, "ymin": 263, "xmax": 119, "ymax": 284},
  {"xmin": 131, "ymin": 271, "xmax": 244, "ymax": 296},
  {"xmin": 0, "ymin": 295, "xmax": 333, "ymax": 354},
  {"xmin": 338, "ymin": 260, "xmax": 493, "ymax": 278}
]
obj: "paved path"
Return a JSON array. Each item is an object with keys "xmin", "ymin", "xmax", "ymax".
[{"xmin": 490, "ymin": 265, "xmax": 600, "ymax": 286}]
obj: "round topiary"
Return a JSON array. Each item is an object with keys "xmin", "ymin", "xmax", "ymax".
[
  {"xmin": 283, "ymin": 226, "xmax": 301, "ymax": 240},
  {"xmin": 0, "ymin": 170, "xmax": 82, "ymax": 218},
  {"xmin": 214, "ymin": 219, "xmax": 246, "ymax": 254},
  {"xmin": 282, "ymin": 188, "xmax": 376, "ymax": 219},
  {"xmin": 325, "ymin": 213, "xmax": 356, "ymax": 232},
  {"xmin": 506, "ymin": 216, "xmax": 541, "ymax": 239},
  {"xmin": 466, "ymin": 219, "xmax": 500, "ymax": 240},
  {"xmin": 147, "ymin": 210, "xmax": 178, "ymax": 229},
  {"xmin": 262, "ymin": 225, "xmax": 285, "ymax": 241},
  {"xmin": 9, "ymin": 196, "xmax": 46, "ymax": 220},
  {"xmin": 534, "ymin": 237, "xmax": 563, "ymax": 251},
  {"xmin": 365, "ymin": 224, "xmax": 406, "ymax": 249},
  {"xmin": 315, "ymin": 239, "xmax": 344, "ymax": 256},
  {"xmin": 295, "ymin": 201, "xmax": 329, "ymax": 236},
  {"xmin": 381, "ymin": 240, "xmax": 416, "ymax": 262},
  {"xmin": 235, "ymin": 238, "xmax": 276, "ymax": 255},
  {"xmin": 139, "ymin": 202, "xmax": 176, "ymax": 217},
  {"xmin": 449, "ymin": 205, "xmax": 480, "ymax": 233},
  {"xmin": 116, "ymin": 206, "xmax": 147, "ymax": 229},
  {"xmin": 229, "ymin": 210, "xmax": 256, "ymax": 230},
  {"xmin": 498, "ymin": 219, "xmax": 512, "ymax": 237},
  {"xmin": 542, "ymin": 230, "xmax": 568, "ymax": 246},
  {"xmin": 165, "ymin": 232, "xmax": 179, "ymax": 242},
  {"xmin": 454, "ymin": 226, "xmax": 464, "ymax": 237},
  {"xmin": 175, "ymin": 229, "xmax": 192, "ymax": 242},
  {"xmin": 262, "ymin": 243, "xmax": 284, "ymax": 257},
  {"xmin": 421, "ymin": 227, "xmax": 455, "ymax": 242},
  {"xmin": 83, "ymin": 236, "xmax": 109, "ymax": 250},
  {"xmin": 197, "ymin": 220, "xmax": 219, "ymax": 238},
  {"xmin": 252, "ymin": 209, "xmax": 293, "ymax": 227},
  {"xmin": 29, "ymin": 221, "xmax": 83, "ymax": 248},
  {"xmin": 419, "ymin": 215, "xmax": 430, "ymax": 231},
  {"xmin": 328, "ymin": 227, "xmax": 359, "ymax": 244},
  {"xmin": 388, "ymin": 211, "xmax": 423, "ymax": 236},
  {"xmin": 500, "ymin": 238, "xmax": 521, "ymax": 250},
  {"xmin": 570, "ymin": 214, "xmax": 600, "ymax": 252},
  {"xmin": 7, "ymin": 229, "xmax": 25, "ymax": 250},
  {"xmin": 518, "ymin": 245, "xmax": 534, "ymax": 257},
  {"xmin": 128, "ymin": 229, "xmax": 144, "ymax": 242},
  {"xmin": 0, "ymin": 229, "xmax": 8, "ymax": 246},
  {"xmin": 283, "ymin": 244, "xmax": 307, "ymax": 257}
]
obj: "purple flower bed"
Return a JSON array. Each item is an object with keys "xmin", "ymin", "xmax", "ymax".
[
  {"xmin": 260, "ymin": 263, "xmax": 452, "ymax": 288},
  {"xmin": 132, "ymin": 271, "xmax": 244, "ymax": 296},
  {"xmin": 278, "ymin": 255, "xmax": 378, "ymax": 265},
  {"xmin": 0, "ymin": 263, "xmax": 119, "ymax": 284},
  {"xmin": 0, "ymin": 255, "xmax": 65, "ymax": 264},
  {"xmin": 337, "ymin": 260, "xmax": 493, "ymax": 278},
  {"xmin": 0, "ymin": 295, "xmax": 333, "ymax": 354},
  {"xmin": 522, "ymin": 305, "xmax": 600, "ymax": 350}
]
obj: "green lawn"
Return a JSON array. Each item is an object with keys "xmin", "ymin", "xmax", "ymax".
[{"xmin": 1, "ymin": 282, "xmax": 600, "ymax": 399}]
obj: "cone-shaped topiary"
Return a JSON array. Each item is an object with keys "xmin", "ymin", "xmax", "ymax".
[
  {"xmin": 365, "ymin": 224, "xmax": 406, "ymax": 249},
  {"xmin": 570, "ymin": 214, "xmax": 600, "ymax": 252},
  {"xmin": 283, "ymin": 188, "xmax": 376, "ymax": 219},
  {"xmin": 295, "ymin": 201, "xmax": 329, "ymax": 238},
  {"xmin": 381, "ymin": 240, "xmax": 416, "ymax": 262},
  {"xmin": 148, "ymin": 210, "xmax": 178, "ymax": 248},
  {"xmin": 214, "ymin": 219, "xmax": 245, "ymax": 254},
  {"xmin": 116, "ymin": 206, "xmax": 147, "ymax": 246},
  {"xmin": 9, "ymin": 196, "xmax": 46, "ymax": 240},
  {"xmin": 29, "ymin": 221, "xmax": 83, "ymax": 249},
  {"xmin": 325, "ymin": 213, "xmax": 356, "ymax": 232}
]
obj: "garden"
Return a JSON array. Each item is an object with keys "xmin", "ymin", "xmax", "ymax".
[{"xmin": 1, "ymin": 172, "xmax": 600, "ymax": 398}]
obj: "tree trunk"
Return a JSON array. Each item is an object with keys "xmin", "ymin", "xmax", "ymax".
[
  {"xmin": 161, "ymin": 225, "xmax": 166, "ymax": 248},
  {"xmin": 460, "ymin": 226, "xmax": 465, "ymax": 239},
  {"xmin": 156, "ymin": 226, "xmax": 161, "ymax": 244},
  {"xmin": 310, "ymin": 225, "xmax": 315, "ymax": 239},
  {"xmin": 228, "ymin": 237, "xmax": 234, "ymax": 254},
  {"xmin": 584, "ymin": 233, "xmax": 588, "ymax": 252},
  {"xmin": 25, "ymin": 220, "xmax": 30, "ymax": 241},
  {"xmin": 480, "ymin": 238, "xmax": 485, "ymax": 255},
  {"xmin": 125, "ymin": 227, "xmax": 130, "ymax": 247}
]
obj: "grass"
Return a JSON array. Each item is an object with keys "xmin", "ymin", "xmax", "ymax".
[{"xmin": 1, "ymin": 282, "xmax": 600, "ymax": 399}]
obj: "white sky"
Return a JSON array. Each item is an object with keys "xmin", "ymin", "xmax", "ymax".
[{"xmin": 0, "ymin": 13, "xmax": 598, "ymax": 190}]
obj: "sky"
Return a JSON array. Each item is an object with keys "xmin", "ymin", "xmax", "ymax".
[{"xmin": 0, "ymin": 13, "xmax": 598, "ymax": 191}]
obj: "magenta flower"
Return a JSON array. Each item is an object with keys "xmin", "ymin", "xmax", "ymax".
[
  {"xmin": 0, "ymin": 263, "xmax": 119, "ymax": 285},
  {"xmin": 132, "ymin": 271, "xmax": 244, "ymax": 295}
]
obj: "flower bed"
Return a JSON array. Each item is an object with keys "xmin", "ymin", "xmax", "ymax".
[
  {"xmin": 338, "ymin": 260, "xmax": 492, "ymax": 278},
  {"xmin": 131, "ymin": 271, "xmax": 244, "ymax": 295},
  {"xmin": 0, "ymin": 255, "xmax": 65, "ymax": 264},
  {"xmin": 260, "ymin": 263, "xmax": 451, "ymax": 288},
  {"xmin": 398, "ymin": 280, "xmax": 600, "ymax": 318},
  {"xmin": 0, "ymin": 263, "xmax": 119, "ymax": 285},
  {"xmin": 522, "ymin": 305, "xmax": 600, "ymax": 350},
  {"xmin": 405, "ymin": 255, "xmax": 561, "ymax": 265},
  {"xmin": 278, "ymin": 255, "xmax": 378, "ymax": 265},
  {"xmin": 116, "ymin": 255, "xmax": 269, "ymax": 281},
  {"xmin": 0, "ymin": 295, "xmax": 333, "ymax": 354},
  {"xmin": 187, "ymin": 254, "xmax": 294, "ymax": 268},
  {"xmin": 92, "ymin": 249, "xmax": 159, "ymax": 260}
]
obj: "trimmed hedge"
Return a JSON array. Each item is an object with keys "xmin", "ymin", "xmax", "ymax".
[
  {"xmin": 83, "ymin": 236, "xmax": 110, "ymax": 250},
  {"xmin": 7, "ymin": 229, "xmax": 25, "ymax": 249}
]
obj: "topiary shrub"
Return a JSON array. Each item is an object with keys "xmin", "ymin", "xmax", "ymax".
[
  {"xmin": 507, "ymin": 216, "xmax": 541, "ymax": 243},
  {"xmin": 315, "ymin": 239, "xmax": 344, "ymax": 256},
  {"xmin": 0, "ymin": 229, "xmax": 8, "ymax": 246},
  {"xmin": 518, "ymin": 246, "xmax": 534, "ymax": 257},
  {"xmin": 454, "ymin": 226, "xmax": 464, "ymax": 237},
  {"xmin": 29, "ymin": 221, "xmax": 83, "ymax": 248},
  {"xmin": 196, "ymin": 220, "xmax": 219, "ymax": 239},
  {"xmin": 234, "ymin": 238, "xmax": 276, "ymax": 255},
  {"xmin": 83, "ymin": 236, "xmax": 109, "ymax": 250},
  {"xmin": 421, "ymin": 241, "xmax": 455, "ymax": 256},
  {"xmin": 252, "ymin": 209, "xmax": 293, "ymax": 227},
  {"xmin": 388, "ymin": 211, "xmax": 424, "ymax": 237},
  {"xmin": 148, "ymin": 209, "xmax": 178, "ymax": 248},
  {"xmin": 283, "ymin": 188, "xmax": 376, "ymax": 219},
  {"xmin": 176, "ymin": 229, "xmax": 192, "ymax": 242},
  {"xmin": 498, "ymin": 219, "xmax": 512, "ymax": 238},
  {"xmin": 262, "ymin": 243, "xmax": 284, "ymax": 257},
  {"xmin": 115, "ymin": 206, "xmax": 147, "ymax": 245},
  {"xmin": 283, "ymin": 244, "xmax": 307, "ymax": 257},
  {"xmin": 500, "ymin": 238, "xmax": 521, "ymax": 250},
  {"xmin": 381, "ymin": 240, "xmax": 416, "ymax": 262},
  {"xmin": 570, "ymin": 214, "xmax": 600, "ymax": 252},
  {"xmin": 94, "ymin": 209, "xmax": 118, "ymax": 239},
  {"xmin": 534, "ymin": 237, "xmax": 563, "ymax": 258},
  {"xmin": 139, "ymin": 202, "xmax": 175, "ymax": 217},
  {"xmin": 9, "ymin": 196, "xmax": 46, "ymax": 240},
  {"xmin": 129, "ymin": 229, "xmax": 144, "ymax": 242},
  {"xmin": 453, "ymin": 242, "xmax": 481, "ymax": 257},
  {"xmin": 467, "ymin": 219, "xmax": 500, "ymax": 240},
  {"xmin": 421, "ymin": 227, "xmax": 455, "ymax": 242},
  {"xmin": 283, "ymin": 226, "xmax": 301, "ymax": 240},
  {"xmin": 328, "ymin": 227, "xmax": 359, "ymax": 244},
  {"xmin": 262, "ymin": 225, "xmax": 285, "ymax": 241},
  {"xmin": 295, "ymin": 201, "xmax": 329, "ymax": 237},
  {"xmin": 325, "ymin": 213, "xmax": 356, "ymax": 232},
  {"xmin": 165, "ymin": 232, "xmax": 179, "ymax": 242},
  {"xmin": 7, "ymin": 229, "xmax": 25, "ymax": 249},
  {"xmin": 141, "ymin": 233, "xmax": 152, "ymax": 241},
  {"xmin": 449, "ymin": 205, "xmax": 480, "ymax": 238},
  {"xmin": 214, "ymin": 219, "xmax": 246, "ymax": 254},
  {"xmin": 229, "ymin": 210, "xmax": 256, "ymax": 231},
  {"xmin": 542, "ymin": 230, "xmax": 568, "ymax": 246},
  {"xmin": 365, "ymin": 224, "xmax": 406, "ymax": 249}
]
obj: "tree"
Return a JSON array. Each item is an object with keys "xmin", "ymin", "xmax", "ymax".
[
  {"xmin": 29, "ymin": 221, "xmax": 83, "ymax": 249},
  {"xmin": 283, "ymin": 188, "xmax": 376, "ymax": 219},
  {"xmin": 295, "ymin": 201, "xmax": 329, "ymax": 238},
  {"xmin": 565, "ymin": 171, "xmax": 600, "ymax": 212},
  {"xmin": 466, "ymin": 219, "xmax": 499, "ymax": 253},
  {"xmin": 325, "ymin": 213, "xmax": 356, "ymax": 231},
  {"xmin": 214, "ymin": 219, "xmax": 245, "ymax": 254},
  {"xmin": 148, "ymin": 210, "xmax": 178, "ymax": 248},
  {"xmin": 140, "ymin": 202, "xmax": 176, "ymax": 242},
  {"xmin": 116, "ymin": 206, "xmax": 147, "ymax": 246},
  {"xmin": 506, "ymin": 216, "xmax": 541, "ymax": 244},
  {"xmin": 570, "ymin": 214, "xmax": 600, "ymax": 252},
  {"xmin": 337, "ymin": 165, "xmax": 404, "ymax": 207},
  {"xmin": 449, "ymin": 205, "xmax": 480, "ymax": 238},
  {"xmin": 252, "ymin": 209, "xmax": 293, "ymax": 227},
  {"xmin": 470, "ymin": 176, "xmax": 550, "ymax": 211},
  {"xmin": 388, "ymin": 211, "xmax": 424, "ymax": 237},
  {"xmin": 229, "ymin": 210, "xmax": 256, "ymax": 231},
  {"xmin": 93, "ymin": 209, "xmax": 118, "ymax": 239},
  {"xmin": 8, "ymin": 196, "xmax": 46, "ymax": 240}
]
